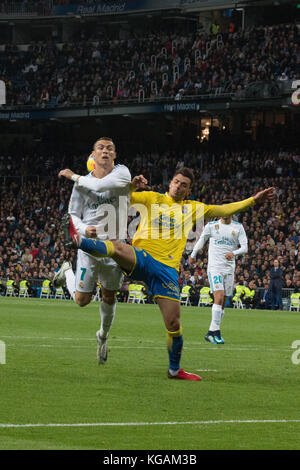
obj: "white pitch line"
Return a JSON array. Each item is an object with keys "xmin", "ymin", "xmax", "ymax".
[
  {"xmin": 0, "ymin": 335, "xmax": 138, "ymax": 343},
  {"xmin": 1, "ymin": 336, "xmax": 291, "ymax": 350},
  {"xmin": 6, "ymin": 343, "xmax": 292, "ymax": 353},
  {"xmin": 0, "ymin": 336, "xmax": 293, "ymax": 352},
  {"xmin": 7, "ymin": 343, "xmax": 166, "ymax": 350},
  {"xmin": 0, "ymin": 419, "xmax": 300, "ymax": 429},
  {"xmin": 0, "ymin": 335, "xmax": 153, "ymax": 343}
]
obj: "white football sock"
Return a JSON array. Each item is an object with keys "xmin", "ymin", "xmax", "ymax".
[
  {"xmin": 65, "ymin": 268, "xmax": 76, "ymax": 301},
  {"xmin": 221, "ymin": 309, "xmax": 225, "ymax": 320},
  {"xmin": 209, "ymin": 304, "xmax": 223, "ymax": 331},
  {"xmin": 99, "ymin": 301, "xmax": 116, "ymax": 338}
]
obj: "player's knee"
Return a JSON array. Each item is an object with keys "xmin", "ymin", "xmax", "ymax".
[
  {"xmin": 75, "ymin": 293, "xmax": 91, "ymax": 307},
  {"xmin": 214, "ymin": 291, "xmax": 224, "ymax": 305},
  {"xmin": 167, "ymin": 318, "xmax": 181, "ymax": 332},
  {"xmin": 102, "ymin": 292, "xmax": 116, "ymax": 305}
]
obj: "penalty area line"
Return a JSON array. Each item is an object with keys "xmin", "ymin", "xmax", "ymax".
[{"xmin": 1, "ymin": 419, "xmax": 300, "ymax": 429}]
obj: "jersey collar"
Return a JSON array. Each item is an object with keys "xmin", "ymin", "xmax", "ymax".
[{"xmin": 165, "ymin": 192, "xmax": 184, "ymax": 205}]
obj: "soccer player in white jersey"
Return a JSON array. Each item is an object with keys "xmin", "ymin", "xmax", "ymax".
[
  {"xmin": 53, "ymin": 137, "xmax": 132, "ymax": 364},
  {"xmin": 190, "ymin": 200, "xmax": 248, "ymax": 344}
]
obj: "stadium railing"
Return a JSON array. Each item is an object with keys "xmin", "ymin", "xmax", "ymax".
[
  {"xmin": 0, "ymin": 80, "xmax": 293, "ymax": 111},
  {"xmin": 0, "ymin": 91, "xmax": 236, "ymax": 111}
]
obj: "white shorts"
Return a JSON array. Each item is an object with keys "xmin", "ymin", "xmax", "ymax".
[
  {"xmin": 75, "ymin": 249, "xmax": 123, "ymax": 293},
  {"xmin": 208, "ymin": 270, "xmax": 234, "ymax": 297}
]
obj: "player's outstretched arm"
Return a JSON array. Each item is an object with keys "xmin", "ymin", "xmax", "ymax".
[
  {"xmin": 252, "ymin": 187, "xmax": 276, "ymax": 204},
  {"xmin": 58, "ymin": 166, "xmax": 131, "ymax": 192},
  {"xmin": 206, "ymin": 187, "xmax": 275, "ymax": 218},
  {"xmin": 58, "ymin": 169, "xmax": 77, "ymax": 181}
]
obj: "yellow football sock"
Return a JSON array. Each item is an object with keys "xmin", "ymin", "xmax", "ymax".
[
  {"xmin": 104, "ymin": 240, "xmax": 115, "ymax": 257},
  {"xmin": 167, "ymin": 326, "xmax": 183, "ymax": 352}
]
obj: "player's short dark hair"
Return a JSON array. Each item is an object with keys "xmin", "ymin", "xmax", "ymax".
[
  {"xmin": 94, "ymin": 137, "xmax": 115, "ymax": 148},
  {"xmin": 173, "ymin": 167, "xmax": 195, "ymax": 187}
]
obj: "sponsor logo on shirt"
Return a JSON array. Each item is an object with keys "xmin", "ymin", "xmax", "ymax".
[{"xmin": 87, "ymin": 195, "xmax": 117, "ymax": 210}]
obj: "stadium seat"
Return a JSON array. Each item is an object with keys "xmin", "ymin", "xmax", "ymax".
[
  {"xmin": 233, "ymin": 298, "xmax": 244, "ymax": 309},
  {"xmin": 290, "ymin": 298, "xmax": 300, "ymax": 312},
  {"xmin": 127, "ymin": 284, "xmax": 146, "ymax": 304},
  {"xmin": 19, "ymin": 286, "xmax": 29, "ymax": 298},
  {"xmin": 55, "ymin": 287, "xmax": 66, "ymax": 300},
  {"xmin": 198, "ymin": 293, "xmax": 213, "ymax": 307},
  {"xmin": 128, "ymin": 291, "xmax": 146, "ymax": 304},
  {"xmin": 92, "ymin": 285, "xmax": 102, "ymax": 302},
  {"xmin": 5, "ymin": 285, "xmax": 16, "ymax": 297},
  {"xmin": 180, "ymin": 292, "xmax": 191, "ymax": 306},
  {"xmin": 40, "ymin": 287, "xmax": 51, "ymax": 299}
]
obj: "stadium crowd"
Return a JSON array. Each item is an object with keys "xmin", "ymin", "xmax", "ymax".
[
  {"xmin": 0, "ymin": 143, "xmax": 299, "ymax": 307},
  {"xmin": 0, "ymin": 22, "xmax": 298, "ymax": 108}
]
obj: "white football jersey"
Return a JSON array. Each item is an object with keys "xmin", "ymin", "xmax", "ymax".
[
  {"xmin": 191, "ymin": 219, "xmax": 248, "ymax": 274},
  {"xmin": 68, "ymin": 164, "xmax": 131, "ymax": 242}
]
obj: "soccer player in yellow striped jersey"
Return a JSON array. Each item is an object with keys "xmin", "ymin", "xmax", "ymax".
[{"xmin": 61, "ymin": 166, "xmax": 275, "ymax": 381}]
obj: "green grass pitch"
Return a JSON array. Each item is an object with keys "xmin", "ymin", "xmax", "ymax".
[{"xmin": 0, "ymin": 297, "xmax": 299, "ymax": 450}]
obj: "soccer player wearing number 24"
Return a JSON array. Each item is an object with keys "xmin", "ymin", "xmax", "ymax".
[
  {"xmin": 61, "ymin": 165, "xmax": 275, "ymax": 381},
  {"xmin": 189, "ymin": 202, "xmax": 248, "ymax": 345}
]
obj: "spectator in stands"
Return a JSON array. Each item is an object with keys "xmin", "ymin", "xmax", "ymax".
[
  {"xmin": 269, "ymin": 259, "xmax": 283, "ymax": 310},
  {"xmin": 21, "ymin": 248, "xmax": 33, "ymax": 265}
]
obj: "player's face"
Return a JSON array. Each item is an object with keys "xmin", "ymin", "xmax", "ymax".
[
  {"xmin": 168, "ymin": 174, "xmax": 191, "ymax": 201},
  {"xmin": 93, "ymin": 140, "xmax": 116, "ymax": 167},
  {"xmin": 221, "ymin": 216, "xmax": 232, "ymax": 224}
]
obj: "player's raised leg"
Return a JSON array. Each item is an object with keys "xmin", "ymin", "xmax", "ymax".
[
  {"xmin": 62, "ymin": 212, "xmax": 114, "ymax": 256},
  {"xmin": 63, "ymin": 212, "xmax": 136, "ymax": 273}
]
